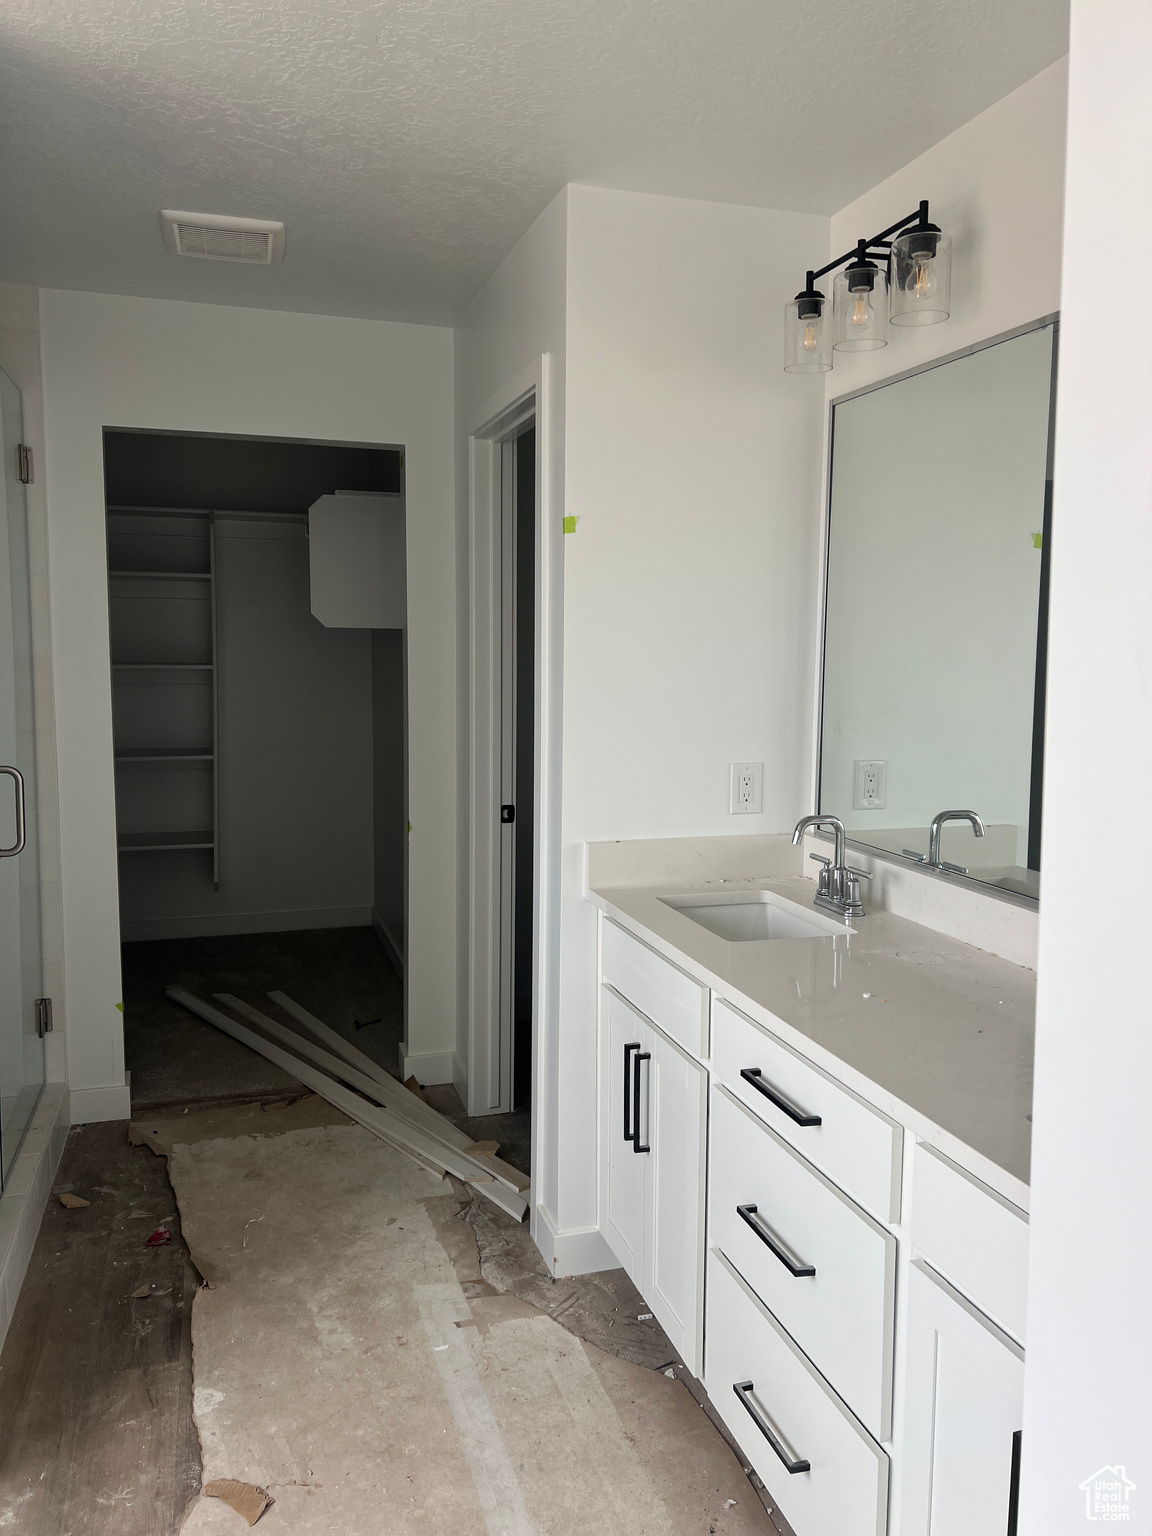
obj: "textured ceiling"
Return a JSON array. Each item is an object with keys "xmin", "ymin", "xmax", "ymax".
[{"xmin": 0, "ymin": 0, "xmax": 1068, "ymax": 324}]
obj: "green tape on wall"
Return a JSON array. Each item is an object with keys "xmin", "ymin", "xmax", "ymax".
[{"xmin": 563, "ymin": 515, "xmax": 579, "ymax": 534}]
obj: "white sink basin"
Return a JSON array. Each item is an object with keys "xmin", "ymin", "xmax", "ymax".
[{"xmin": 660, "ymin": 890, "xmax": 849, "ymax": 942}]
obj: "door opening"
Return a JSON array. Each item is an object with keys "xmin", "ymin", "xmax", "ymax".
[
  {"xmin": 103, "ymin": 428, "xmax": 410, "ymax": 1113},
  {"xmin": 500, "ymin": 426, "xmax": 536, "ymax": 1112}
]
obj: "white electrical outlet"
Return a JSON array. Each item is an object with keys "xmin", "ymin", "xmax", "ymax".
[
  {"xmin": 854, "ymin": 759, "xmax": 887, "ymax": 810},
  {"xmin": 730, "ymin": 762, "xmax": 763, "ymax": 815}
]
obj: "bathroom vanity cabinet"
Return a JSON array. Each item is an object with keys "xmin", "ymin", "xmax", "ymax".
[{"xmin": 594, "ymin": 911, "xmax": 1029, "ymax": 1536}]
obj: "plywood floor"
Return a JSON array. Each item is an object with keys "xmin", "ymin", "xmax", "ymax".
[{"xmin": 0, "ymin": 1121, "xmax": 202, "ymax": 1533}]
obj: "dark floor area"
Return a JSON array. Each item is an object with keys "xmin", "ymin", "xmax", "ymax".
[
  {"xmin": 122, "ymin": 925, "xmax": 533, "ymax": 1174},
  {"xmin": 122, "ymin": 926, "xmax": 403, "ymax": 1112},
  {"xmin": 0, "ymin": 1123, "xmax": 201, "ymax": 1534}
]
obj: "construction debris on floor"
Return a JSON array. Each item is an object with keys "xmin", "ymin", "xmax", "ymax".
[
  {"xmin": 168, "ymin": 988, "xmax": 530, "ymax": 1219},
  {"xmin": 154, "ymin": 1098, "xmax": 778, "ymax": 1535}
]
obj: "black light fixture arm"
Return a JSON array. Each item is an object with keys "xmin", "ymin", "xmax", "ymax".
[{"xmin": 801, "ymin": 200, "xmax": 935, "ymax": 292}]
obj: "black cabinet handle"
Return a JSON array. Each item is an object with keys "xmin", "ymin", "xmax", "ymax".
[
  {"xmin": 632, "ymin": 1051, "xmax": 651, "ymax": 1154},
  {"xmin": 733, "ymin": 1381, "xmax": 810, "ymax": 1474},
  {"xmin": 1007, "ymin": 1430, "xmax": 1022, "ymax": 1536},
  {"xmin": 740, "ymin": 1067, "xmax": 821, "ymax": 1126},
  {"xmin": 737, "ymin": 1204, "xmax": 816, "ymax": 1278},
  {"xmin": 623, "ymin": 1042, "xmax": 641, "ymax": 1143}
]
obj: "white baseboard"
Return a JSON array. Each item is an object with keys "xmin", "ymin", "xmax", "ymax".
[
  {"xmin": 398, "ymin": 1044, "xmax": 456, "ymax": 1086},
  {"xmin": 119, "ymin": 905, "xmax": 373, "ymax": 943},
  {"xmin": 452, "ymin": 1050, "xmax": 468, "ymax": 1101},
  {"xmin": 0, "ymin": 1083, "xmax": 70, "ymax": 1351},
  {"xmin": 69, "ymin": 1077, "xmax": 132, "ymax": 1123},
  {"xmin": 532, "ymin": 1203, "xmax": 620, "ymax": 1279},
  {"xmin": 371, "ymin": 908, "xmax": 405, "ymax": 980}
]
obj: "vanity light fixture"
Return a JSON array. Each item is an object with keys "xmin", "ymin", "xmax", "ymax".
[{"xmin": 785, "ymin": 200, "xmax": 951, "ymax": 372}]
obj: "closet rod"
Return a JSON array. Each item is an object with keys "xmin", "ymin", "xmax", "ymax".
[{"xmin": 106, "ymin": 504, "xmax": 307, "ymax": 524}]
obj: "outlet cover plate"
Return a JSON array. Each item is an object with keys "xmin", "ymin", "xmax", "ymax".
[
  {"xmin": 730, "ymin": 762, "xmax": 764, "ymax": 815},
  {"xmin": 854, "ymin": 759, "xmax": 887, "ymax": 810}
]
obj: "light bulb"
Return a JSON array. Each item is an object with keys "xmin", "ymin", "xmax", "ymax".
[
  {"xmin": 803, "ymin": 319, "xmax": 819, "ymax": 352},
  {"xmin": 913, "ymin": 254, "xmax": 933, "ymax": 299},
  {"xmin": 852, "ymin": 294, "xmax": 870, "ymax": 328}
]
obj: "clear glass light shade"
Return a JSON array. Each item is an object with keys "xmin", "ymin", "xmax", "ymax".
[
  {"xmin": 890, "ymin": 228, "xmax": 952, "ymax": 326},
  {"xmin": 833, "ymin": 267, "xmax": 889, "ymax": 352},
  {"xmin": 784, "ymin": 296, "xmax": 832, "ymax": 373}
]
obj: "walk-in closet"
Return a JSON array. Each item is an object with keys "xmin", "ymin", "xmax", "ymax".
[{"xmin": 104, "ymin": 431, "xmax": 408, "ymax": 1083}]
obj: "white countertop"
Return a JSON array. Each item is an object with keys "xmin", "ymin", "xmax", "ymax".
[{"xmin": 588, "ymin": 872, "xmax": 1035, "ymax": 1210}]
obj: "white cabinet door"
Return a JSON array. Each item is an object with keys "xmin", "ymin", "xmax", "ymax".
[
  {"xmin": 645, "ymin": 1026, "xmax": 707, "ymax": 1374},
  {"xmin": 900, "ymin": 1260, "xmax": 1024, "ymax": 1536},
  {"xmin": 601, "ymin": 988, "xmax": 648, "ymax": 1284}
]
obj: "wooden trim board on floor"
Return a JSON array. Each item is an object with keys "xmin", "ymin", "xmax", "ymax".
[
  {"xmin": 217, "ymin": 994, "xmax": 529, "ymax": 1201},
  {"xmin": 267, "ymin": 990, "xmax": 531, "ymax": 1195},
  {"xmin": 165, "ymin": 988, "xmax": 528, "ymax": 1222}
]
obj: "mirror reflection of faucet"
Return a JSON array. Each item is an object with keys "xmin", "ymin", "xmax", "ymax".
[
  {"xmin": 792, "ymin": 815, "xmax": 872, "ymax": 920},
  {"xmin": 904, "ymin": 809, "xmax": 986, "ymax": 875}
]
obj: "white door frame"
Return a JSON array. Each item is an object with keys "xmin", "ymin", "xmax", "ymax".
[{"xmin": 466, "ymin": 355, "xmax": 561, "ymax": 1202}]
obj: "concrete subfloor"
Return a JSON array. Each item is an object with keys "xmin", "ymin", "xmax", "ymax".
[
  {"xmin": 0, "ymin": 1121, "xmax": 202, "ymax": 1533},
  {"xmin": 160, "ymin": 1102, "xmax": 784, "ymax": 1535},
  {"xmin": 0, "ymin": 930, "xmax": 789, "ymax": 1534}
]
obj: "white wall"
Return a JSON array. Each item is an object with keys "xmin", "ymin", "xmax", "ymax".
[
  {"xmin": 826, "ymin": 60, "xmax": 1067, "ymax": 397},
  {"xmin": 1021, "ymin": 2, "xmax": 1152, "ymax": 1526},
  {"xmin": 455, "ymin": 188, "xmax": 569, "ymax": 1238},
  {"xmin": 456, "ymin": 186, "xmax": 830, "ymax": 1267},
  {"xmin": 38, "ymin": 291, "xmax": 454, "ymax": 1112},
  {"xmin": 558, "ymin": 187, "xmax": 828, "ymax": 1248}
]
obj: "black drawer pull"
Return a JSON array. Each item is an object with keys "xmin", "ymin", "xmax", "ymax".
[
  {"xmin": 624, "ymin": 1042, "xmax": 641, "ymax": 1143},
  {"xmin": 733, "ymin": 1381, "xmax": 810, "ymax": 1474},
  {"xmin": 737, "ymin": 1204, "xmax": 816, "ymax": 1278},
  {"xmin": 633, "ymin": 1051, "xmax": 651, "ymax": 1154},
  {"xmin": 1007, "ymin": 1430, "xmax": 1022, "ymax": 1536},
  {"xmin": 740, "ymin": 1067, "xmax": 821, "ymax": 1126}
]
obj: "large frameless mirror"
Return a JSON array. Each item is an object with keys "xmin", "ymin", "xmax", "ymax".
[{"xmin": 818, "ymin": 319, "xmax": 1057, "ymax": 903}]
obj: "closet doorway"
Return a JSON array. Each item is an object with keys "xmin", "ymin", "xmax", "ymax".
[
  {"xmin": 104, "ymin": 430, "xmax": 409, "ymax": 1111},
  {"xmin": 468, "ymin": 390, "xmax": 546, "ymax": 1143}
]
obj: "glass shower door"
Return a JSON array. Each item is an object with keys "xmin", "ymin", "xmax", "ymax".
[{"xmin": 0, "ymin": 367, "xmax": 45, "ymax": 1184}]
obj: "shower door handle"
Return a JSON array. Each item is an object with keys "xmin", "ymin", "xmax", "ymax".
[{"xmin": 0, "ymin": 766, "xmax": 25, "ymax": 858}]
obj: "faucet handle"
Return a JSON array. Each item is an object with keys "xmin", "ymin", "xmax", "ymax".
[
  {"xmin": 808, "ymin": 852, "xmax": 831, "ymax": 867},
  {"xmin": 847, "ymin": 866, "xmax": 872, "ymax": 881}
]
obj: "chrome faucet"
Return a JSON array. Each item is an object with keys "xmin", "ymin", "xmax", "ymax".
[
  {"xmin": 792, "ymin": 814, "xmax": 871, "ymax": 921},
  {"xmin": 904, "ymin": 809, "xmax": 986, "ymax": 874}
]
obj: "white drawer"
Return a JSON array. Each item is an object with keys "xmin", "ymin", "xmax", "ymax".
[
  {"xmin": 601, "ymin": 918, "xmax": 708, "ymax": 1059},
  {"xmin": 710, "ymin": 1086, "xmax": 896, "ymax": 1441},
  {"xmin": 911, "ymin": 1142, "xmax": 1029, "ymax": 1342},
  {"xmin": 712, "ymin": 999, "xmax": 902, "ymax": 1223},
  {"xmin": 705, "ymin": 1249, "xmax": 889, "ymax": 1536}
]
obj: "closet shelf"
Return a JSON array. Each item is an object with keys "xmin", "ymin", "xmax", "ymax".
[
  {"xmin": 109, "ymin": 570, "xmax": 212, "ymax": 580},
  {"xmin": 115, "ymin": 748, "xmax": 214, "ymax": 763},
  {"xmin": 112, "ymin": 662, "xmax": 214, "ymax": 671},
  {"xmin": 118, "ymin": 831, "xmax": 215, "ymax": 853}
]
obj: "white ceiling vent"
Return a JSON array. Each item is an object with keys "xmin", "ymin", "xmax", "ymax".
[{"xmin": 160, "ymin": 210, "xmax": 285, "ymax": 265}]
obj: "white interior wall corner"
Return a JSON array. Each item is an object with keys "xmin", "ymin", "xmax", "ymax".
[
  {"xmin": 556, "ymin": 185, "xmax": 829, "ymax": 1240},
  {"xmin": 1020, "ymin": 5, "xmax": 1152, "ymax": 1527},
  {"xmin": 38, "ymin": 291, "xmax": 455, "ymax": 1097},
  {"xmin": 454, "ymin": 188, "xmax": 569, "ymax": 1212}
]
